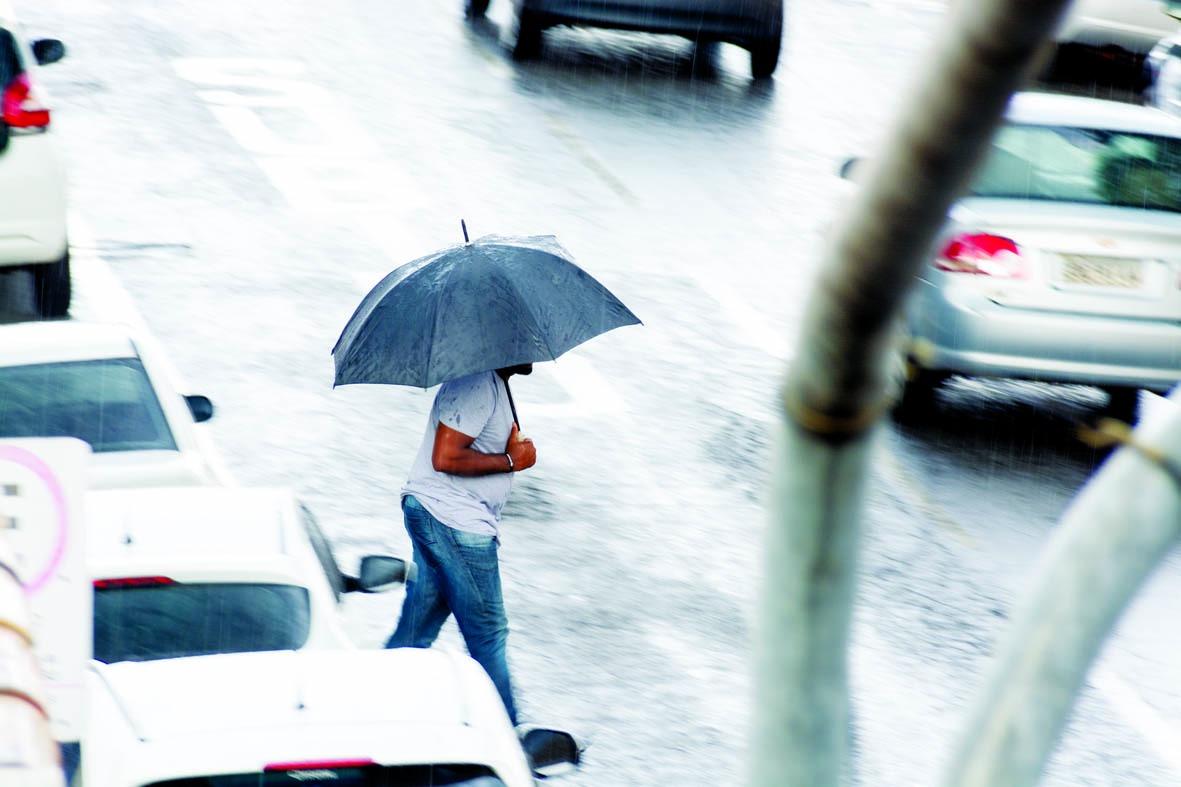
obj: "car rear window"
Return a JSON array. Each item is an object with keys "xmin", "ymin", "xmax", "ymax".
[
  {"xmin": 970, "ymin": 123, "xmax": 1181, "ymax": 213},
  {"xmin": 141, "ymin": 765, "xmax": 504, "ymax": 787},
  {"xmin": 0, "ymin": 358, "xmax": 178, "ymax": 452},
  {"xmin": 94, "ymin": 582, "xmax": 310, "ymax": 663}
]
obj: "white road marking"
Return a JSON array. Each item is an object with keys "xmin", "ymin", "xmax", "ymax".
[
  {"xmin": 1092, "ymin": 665, "xmax": 1181, "ymax": 776},
  {"xmin": 67, "ymin": 214, "xmax": 237, "ymax": 486},
  {"xmin": 68, "ymin": 218, "xmax": 151, "ymax": 336},
  {"xmin": 530, "ymin": 354, "xmax": 627, "ymax": 418},
  {"xmin": 171, "ymin": 57, "xmax": 624, "ymax": 422},
  {"xmin": 685, "ymin": 270, "xmax": 791, "ymax": 361}
]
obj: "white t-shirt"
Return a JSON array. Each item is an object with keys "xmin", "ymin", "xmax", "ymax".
[{"xmin": 401, "ymin": 371, "xmax": 514, "ymax": 537}]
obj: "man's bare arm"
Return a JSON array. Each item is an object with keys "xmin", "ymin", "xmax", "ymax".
[{"xmin": 432, "ymin": 423, "xmax": 536, "ymax": 476}]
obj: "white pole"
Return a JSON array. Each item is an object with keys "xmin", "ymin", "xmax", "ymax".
[
  {"xmin": 0, "ymin": 533, "xmax": 64, "ymax": 786},
  {"xmin": 941, "ymin": 392, "xmax": 1181, "ymax": 787},
  {"xmin": 753, "ymin": 1, "xmax": 1075, "ymax": 784}
]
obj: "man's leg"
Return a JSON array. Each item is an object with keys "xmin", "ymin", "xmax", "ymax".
[
  {"xmin": 386, "ymin": 498, "xmax": 450, "ymax": 648},
  {"xmin": 433, "ymin": 526, "xmax": 519, "ymax": 725}
]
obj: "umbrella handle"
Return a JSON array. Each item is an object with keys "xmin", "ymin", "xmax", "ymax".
[{"xmin": 504, "ymin": 377, "xmax": 520, "ymax": 430}]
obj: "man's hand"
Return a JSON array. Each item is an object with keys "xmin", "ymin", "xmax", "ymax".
[
  {"xmin": 506, "ymin": 423, "xmax": 537, "ymax": 472},
  {"xmin": 431, "ymin": 422, "xmax": 536, "ymax": 476}
]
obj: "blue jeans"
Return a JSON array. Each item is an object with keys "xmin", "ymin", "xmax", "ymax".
[{"xmin": 386, "ymin": 495, "xmax": 518, "ymax": 725}]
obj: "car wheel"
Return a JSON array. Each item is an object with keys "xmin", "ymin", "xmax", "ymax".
[
  {"xmin": 33, "ymin": 252, "xmax": 70, "ymax": 319},
  {"xmin": 466, "ymin": 0, "xmax": 490, "ymax": 19},
  {"xmin": 750, "ymin": 36, "xmax": 781, "ymax": 80},
  {"xmin": 1103, "ymin": 387, "xmax": 1141, "ymax": 425},
  {"xmin": 891, "ymin": 362, "xmax": 943, "ymax": 424},
  {"xmin": 513, "ymin": 10, "xmax": 544, "ymax": 60}
]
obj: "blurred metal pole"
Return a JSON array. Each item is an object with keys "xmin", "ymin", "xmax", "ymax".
[
  {"xmin": 0, "ymin": 534, "xmax": 64, "ymax": 786},
  {"xmin": 940, "ymin": 392, "xmax": 1181, "ymax": 787},
  {"xmin": 753, "ymin": 1, "xmax": 1073, "ymax": 785}
]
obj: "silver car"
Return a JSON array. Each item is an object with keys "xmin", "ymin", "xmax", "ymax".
[{"xmin": 893, "ymin": 92, "xmax": 1181, "ymax": 420}]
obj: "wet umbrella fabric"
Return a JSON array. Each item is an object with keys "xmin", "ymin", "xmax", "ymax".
[{"xmin": 332, "ymin": 234, "xmax": 641, "ymax": 389}]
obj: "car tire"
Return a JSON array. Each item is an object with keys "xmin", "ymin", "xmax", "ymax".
[
  {"xmin": 466, "ymin": 0, "xmax": 490, "ymax": 19},
  {"xmin": 891, "ymin": 363, "xmax": 943, "ymax": 424},
  {"xmin": 1103, "ymin": 386, "xmax": 1141, "ymax": 425},
  {"xmin": 33, "ymin": 252, "xmax": 70, "ymax": 319},
  {"xmin": 513, "ymin": 10, "xmax": 544, "ymax": 60},
  {"xmin": 750, "ymin": 36, "xmax": 782, "ymax": 80}
]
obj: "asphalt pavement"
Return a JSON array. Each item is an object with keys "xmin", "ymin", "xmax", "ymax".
[{"xmin": 13, "ymin": 0, "xmax": 1181, "ymax": 783}]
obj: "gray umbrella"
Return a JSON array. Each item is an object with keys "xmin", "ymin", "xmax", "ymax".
[{"xmin": 332, "ymin": 232, "xmax": 641, "ymax": 390}]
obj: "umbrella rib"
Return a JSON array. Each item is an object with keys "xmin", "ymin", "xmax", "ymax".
[
  {"xmin": 478, "ymin": 246, "xmax": 560, "ymax": 365},
  {"xmin": 423, "ymin": 254, "xmax": 461, "ymax": 388}
]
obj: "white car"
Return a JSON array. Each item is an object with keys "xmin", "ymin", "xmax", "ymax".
[
  {"xmin": 81, "ymin": 649, "xmax": 558, "ymax": 787},
  {"xmin": 1054, "ymin": 0, "xmax": 1179, "ymax": 54},
  {"xmin": 0, "ymin": 0, "xmax": 69, "ymax": 317},
  {"xmin": 88, "ymin": 486, "xmax": 412, "ymax": 663},
  {"xmin": 0, "ymin": 321, "xmax": 225, "ymax": 488}
]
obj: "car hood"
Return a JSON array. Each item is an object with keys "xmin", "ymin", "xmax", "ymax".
[{"xmin": 88, "ymin": 450, "xmax": 214, "ymax": 489}]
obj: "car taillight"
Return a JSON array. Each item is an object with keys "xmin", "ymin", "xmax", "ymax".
[
  {"xmin": 2, "ymin": 73, "xmax": 50, "ymax": 129},
  {"xmin": 935, "ymin": 232, "xmax": 1028, "ymax": 279},
  {"xmin": 93, "ymin": 576, "xmax": 176, "ymax": 589},
  {"xmin": 264, "ymin": 759, "xmax": 376, "ymax": 772}
]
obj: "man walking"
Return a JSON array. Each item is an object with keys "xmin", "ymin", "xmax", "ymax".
[{"xmin": 386, "ymin": 363, "xmax": 536, "ymax": 724}]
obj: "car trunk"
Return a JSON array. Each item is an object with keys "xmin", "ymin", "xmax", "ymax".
[{"xmin": 954, "ymin": 199, "xmax": 1181, "ymax": 322}]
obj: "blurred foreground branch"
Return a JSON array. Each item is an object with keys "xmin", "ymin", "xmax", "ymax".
[
  {"xmin": 754, "ymin": 1, "xmax": 1073, "ymax": 785},
  {"xmin": 940, "ymin": 391, "xmax": 1181, "ymax": 787},
  {"xmin": 0, "ymin": 533, "xmax": 63, "ymax": 786}
]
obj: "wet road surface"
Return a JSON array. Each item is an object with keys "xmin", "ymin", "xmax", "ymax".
[{"xmin": 13, "ymin": 0, "xmax": 1181, "ymax": 782}]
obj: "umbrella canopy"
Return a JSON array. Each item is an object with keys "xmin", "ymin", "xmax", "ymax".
[{"xmin": 332, "ymin": 234, "xmax": 641, "ymax": 389}]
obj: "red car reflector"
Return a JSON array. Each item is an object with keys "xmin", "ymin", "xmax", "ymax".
[
  {"xmin": 264, "ymin": 759, "xmax": 376, "ymax": 772},
  {"xmin": 935, "ymin": 232, "xmax": 1028, "ymax": 279},
  {"xmin": 93, "ymin": 576, "xmax": 176, "ymax": 589},
  {"xmin": 2, "ymin": 74, "xmax": 50, "ymax": 129}
]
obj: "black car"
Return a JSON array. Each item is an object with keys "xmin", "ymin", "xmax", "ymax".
[{"xmin": 470, "ymin": 0, "xmax": 783, "ymax": 79}]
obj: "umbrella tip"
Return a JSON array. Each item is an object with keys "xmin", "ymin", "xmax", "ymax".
[{"xmin": 461, "ymin": 219, "xmax": 470, "ymax": 244}]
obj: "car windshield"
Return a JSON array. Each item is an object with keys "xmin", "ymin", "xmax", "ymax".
[
  {"xmin": 141, "ymin": 765, "xmax": 505, "ymax": 787},
  {"xmin": 0, "ymin": 358, "xmax": 178, "ymax": 452},
  {"xmin": 970, "ymin": 123, "xmax": 1181, "ymax": 213},
  {"xmin": 94, "ymin": 582, "xmax": 310, "ymax": 663}
]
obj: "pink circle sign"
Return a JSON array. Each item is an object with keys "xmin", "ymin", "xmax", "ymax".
[{"xmin": 0, "ymin": 445, "xmax": 69, "ymax": 595}]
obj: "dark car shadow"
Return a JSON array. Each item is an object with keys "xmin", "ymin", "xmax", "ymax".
[
  {"xmin": 892, "ymin": 379, "xmax": 1118, "ymax": 479},
  {"xmin": 0, "ymin": 269, "xmax": 42, "ymax": 324},
  {"xmin": 462, "ymin": 15, "xmax": 775, "ymax": 128}
]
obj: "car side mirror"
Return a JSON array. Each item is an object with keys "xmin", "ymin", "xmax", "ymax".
[
  {"xmin": 348, "ymin": 555, "xmax": 415, "ymax": 593},
  {"xmin": 838, "ymin": 156, "xmax": 862, "ymax": 181},
  {"xmin": 520, "ymin": 727, "xmax": 581, "ymax": 778},
  {"xmin": 184, "ymin": 394, "xmax": 214, "ymax": 423},
  {"xmin": 31, "ymin": 39, "xmax": 66, "ymax": 66}
]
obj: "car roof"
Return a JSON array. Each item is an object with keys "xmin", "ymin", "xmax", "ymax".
[
  {"xmin": 1008, "ymin": 91, "xmax": 1181, "ymax": 137},
  {"xmin": 0, "ymin": 321, "xmax": 141, "ymax": 366},
  {"xmin": 93, "ymin": 649, "xmax": 473, "ymax": 739},
  {"xmin": 87, "ymin": 487, "xmax": 297, "ymax": 562}
]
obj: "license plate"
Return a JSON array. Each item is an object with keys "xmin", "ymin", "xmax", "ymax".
[{"xmin": 1057, "ymin": 255, "xmax": 1143, "ymax": 289}]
